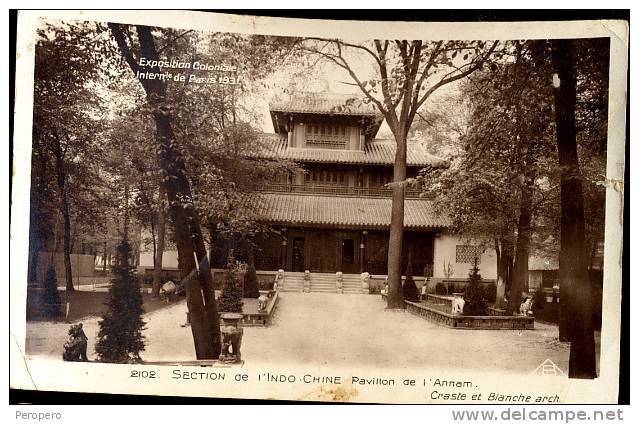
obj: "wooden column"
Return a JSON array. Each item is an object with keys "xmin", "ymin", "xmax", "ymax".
[
  {"xmin": 359, "ymin": 230, "xmax": 367, "ymax": 273},
  {"xmin": 280, "ymin": 228, "xmax": 288, "ymax": 270}
]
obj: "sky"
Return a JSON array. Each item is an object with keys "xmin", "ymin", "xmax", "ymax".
[{"xmin": 242, "ymin": 41, "xmax": 463, "ymax": 140}]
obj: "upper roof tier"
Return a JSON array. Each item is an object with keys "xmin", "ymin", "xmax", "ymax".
[
  {"xmin": 257, "ymin": 133, "xmax": 447, "ymax": 167},
  {"xmin": 270, "ymin": 92, "xmax": 383, "ymax": 136}
]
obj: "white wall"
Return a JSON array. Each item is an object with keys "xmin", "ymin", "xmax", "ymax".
[
  {"xmin": 433, "ymin": 233, "xmax": 497, "ymax": 280},
  {"xmin": 36, "ymin": 252, "xmax": 95, "ymax": 283},
  {"xmin": 138, "ymin": 249, "xmax": 179, "ymax": 270}
]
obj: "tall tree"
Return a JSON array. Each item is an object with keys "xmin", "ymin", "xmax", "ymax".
[
  {"xmin": 418, "ymin": 41, "xmax": 557, "ymax": 311},
  {"xmin": 108, "ymin": 24, "xmax": 221, "ymax": 359},
  {"xmin": 551, "ymin": 39, "xmax": 597, "ymax": 379},
  {"xmin": 95, "ymin": 239, "xmax": 146, "ymax": 363},
  {"xmin": 301, "ymin": 39, "xmax": 498, "ymax": 308},
  {"xmin": 32, "ymin": 21, "xmax": 110, "ymax": 291}
]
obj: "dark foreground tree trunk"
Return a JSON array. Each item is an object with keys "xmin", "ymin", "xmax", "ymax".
[
  {"xmin": 507, "ymin": 180, "xmax": 533, "ymax": 315},
  {"xmin": 110, "ymin": 23, "xmax": 220, "ymax": 359},
  {"xmin": 494, "ymin": 238, "xmax": 513, "ymax": 308},
  {"xmin": 386, "ymin": 134, "xmax": 407, "ymax": 309},
  {"xmin": 53, "ymin": 133, "xmax": 74, "ymax": 292},
  {"xmin": 551, "ymin": 39, "xmax": 597, "ymax": 379}
]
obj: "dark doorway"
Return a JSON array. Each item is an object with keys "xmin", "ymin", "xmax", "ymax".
[
  {"xmin": 341, "ymin": 238, "xmax": 356, "ymax": 273},
  {"xmin": 292, "ymin": 237, "xmax": 305, "ymax": 272}
]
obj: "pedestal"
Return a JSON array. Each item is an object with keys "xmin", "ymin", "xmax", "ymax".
[{"xmin": 219, "ymin": 313, "xmax": 244, "ymax": 364}]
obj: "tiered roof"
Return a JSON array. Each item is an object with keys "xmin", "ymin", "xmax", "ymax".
[
  {"xmin": 255, "ymin": 193, "xmax": 450, "ymax": 230},
  {"xmin": 269, "ymin": 92, "xmax": 381, "ymax": 117},
  {"xmin": 269, "ymin": 92, "xmax": 383, "ymax": 136},
  {"xmin": 257, "ymin": 134, "xmax": 446, "ymax": 167}
]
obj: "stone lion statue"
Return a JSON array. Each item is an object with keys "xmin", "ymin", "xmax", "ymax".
[
  {"xmin": 63, "ymin": 323, "xmax": 88, "ymax": 362},
  {"xmin": 520, "ymin": 297, "xmax": 534, "ymax": 316},
  {"xmin": 160, "ymin": 280, "xmax": 177, "ymax": 303}
]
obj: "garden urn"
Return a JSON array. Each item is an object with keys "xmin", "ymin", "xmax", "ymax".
[{"xmin": 219, "ymin": 313, "xmax": 244, "ymax": 364}]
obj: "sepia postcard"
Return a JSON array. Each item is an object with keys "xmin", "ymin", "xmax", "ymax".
[{"xmin": 10, "ymin": 10, "xmax": 628, "ymax": 404}]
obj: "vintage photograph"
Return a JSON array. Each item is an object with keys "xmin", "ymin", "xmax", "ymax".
[{"xmin": 11, "ymin": 11, "xmax": 627, "ymax": 404}]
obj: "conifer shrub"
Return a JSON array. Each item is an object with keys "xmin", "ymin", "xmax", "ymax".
[
  {"xmin": 42, "ymin": 265, "xmax": 62, "ymax": 318},
  {"xmin": 243, "ymin": 260, "xmax": 260, "ymax": 298},
  {"xmin": 218, "ymin": 261, "xmax": 245, "ymax": 313},
  {"xmin": 483, "ymin": 283, "xmax": 497, "ymax": 303},
  {"xmin": 95, "ymin": 239, "xmax": 145, "ymax": 363},
  {"xmin": 533, "ymin": 287, "xmax": 546, "ymax": 311},
  {"xmin": 462, "ymin": 258, "xmax": 488, "ymax": 316},
  {"xmin": 402, "ymin": 249, "xmax": 420, "ymax": 302}
]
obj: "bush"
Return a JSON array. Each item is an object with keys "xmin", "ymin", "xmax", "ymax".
[
  {"xmin": 533, "ymin": 288, "xmax": 546, "ymax": 311},
  {"xmin": 450, "ymin": 283, "xmax": 466, "ymax": 295},
  {"xmin": 218, "ymin": 262, "xmax": 245, "ymax": 313},
  {"xmin": 435, "ymin": 282, "xmax": 447, "ymax": 295},
  {"xmin": 483, "ymin": 283, "xmax": 497, "ymax": 303},
  {"xmin": 463, "ymin": 259, "xmax": 487, "ymax": 316},
  {"xmin": 258, "ymin": 277, "xmax": 273, "ymax": 291},
  {"xmin": 368, "ymin": 279, "xmax": 381, "ymax": 294},
  {"xmin": 402, "ymin": 249, "xmax": 420, "ymax": 302},
  {"xmin": 95, "ymin": 239, "xmax": 146, "ymax": 363},
  {"xmin": 243, "ymin": 260, "xmax": 260, "ymax": 298},
  {"xmin": 403, "ymin": 276, "xmax": 420, "ymax": 302},
  {"xmin": 42, "ymin": 265, "xmax": 62, "ymax": 318}
]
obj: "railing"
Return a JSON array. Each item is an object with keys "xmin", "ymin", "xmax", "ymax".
[
  {"xmin": 261, "ymin": 183, "xmax": 424, "ymax": 198},
  {"xmin": 306, "ymin": 138, "xmax": 347, "ymax": 149}
]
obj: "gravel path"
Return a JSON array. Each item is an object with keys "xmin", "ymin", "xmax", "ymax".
[{"xmin": 25, "ymin": 292, "xmax": 573, "ymax": 374}]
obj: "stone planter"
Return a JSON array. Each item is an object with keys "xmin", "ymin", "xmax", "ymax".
[
  {"xmin": 257, "ymin": 290, "xmax": 270, "ymax": 312},
  {"xmin": 219, "ymin": 313, "xmax": 244, "ymax": 364}
]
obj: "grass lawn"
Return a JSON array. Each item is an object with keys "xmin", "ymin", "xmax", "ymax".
[{"xmin": 29, "ymin": 289, "xmax": 182, "ymax": 322}]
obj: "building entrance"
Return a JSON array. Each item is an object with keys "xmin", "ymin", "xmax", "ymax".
[{"xmin": 292, "ymin": 237, "xmax": 305, "ymax": 272}]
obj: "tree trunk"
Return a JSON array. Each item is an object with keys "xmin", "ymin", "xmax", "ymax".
[
  {"xmin": 53, "ymin": 133, "xmax": 74, "ymax": 292},
  {"xmin": 507, "ymin": 180, "xmax": 533, "ymax": 315},
  {"xmin": 386, "ymin": 133, "xmax": 407, "ymax": 309},
  {"xmin": 551, "ymin": 39, "xmax": 596, "ymax": 379},
  {"xmin": 102, "ymin": 241, "xmax": 107, "ymax": 273},
  {"xmin": 153, "ymin": 91, "xmax": 221, "ymax": 359},
  {"xmin": 123, "ymin": 183, "xmax": 130, "ymax": 238},
  {"xmin": 110, "ymin": 23, "xmax": 220, "ymax": 359},
  {"xmin": 152, "ymin": 196, "xmax": 166, "ymax": 298}
]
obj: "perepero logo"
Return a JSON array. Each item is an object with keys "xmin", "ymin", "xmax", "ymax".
[{"xmin": 531, "ymin": 358, "xmax": 566, "ymax": 376}]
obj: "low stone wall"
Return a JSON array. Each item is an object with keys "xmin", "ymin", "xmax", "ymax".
[
  {"xmin": 405, "ymin": 300, "xmax": 534, "ymax": 330},
  {"xmin": 237, "ymin": 291, "xmax": 279, "ymax": 327},
  {"xmin": 424, "ymin": 294, "xmax": 454, "ymax": 310},
  {"xmin": 488, "ymin": 306, "xmax": 506, "ymax": 316}
]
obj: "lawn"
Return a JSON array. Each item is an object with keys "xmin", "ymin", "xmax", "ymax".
[{"xmin": 29, "ymin": 289, "xmax": 181, "ymax": 322}]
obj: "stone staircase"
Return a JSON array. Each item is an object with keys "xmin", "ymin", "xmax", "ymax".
[{"xmin": 278, "ymin": 271, "xmax": 366, "ymax": 294}]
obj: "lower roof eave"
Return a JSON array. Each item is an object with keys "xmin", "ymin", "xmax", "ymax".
[{"xmin": 257, "ymin": 220, "xmax": 448, "ymax": 232}]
